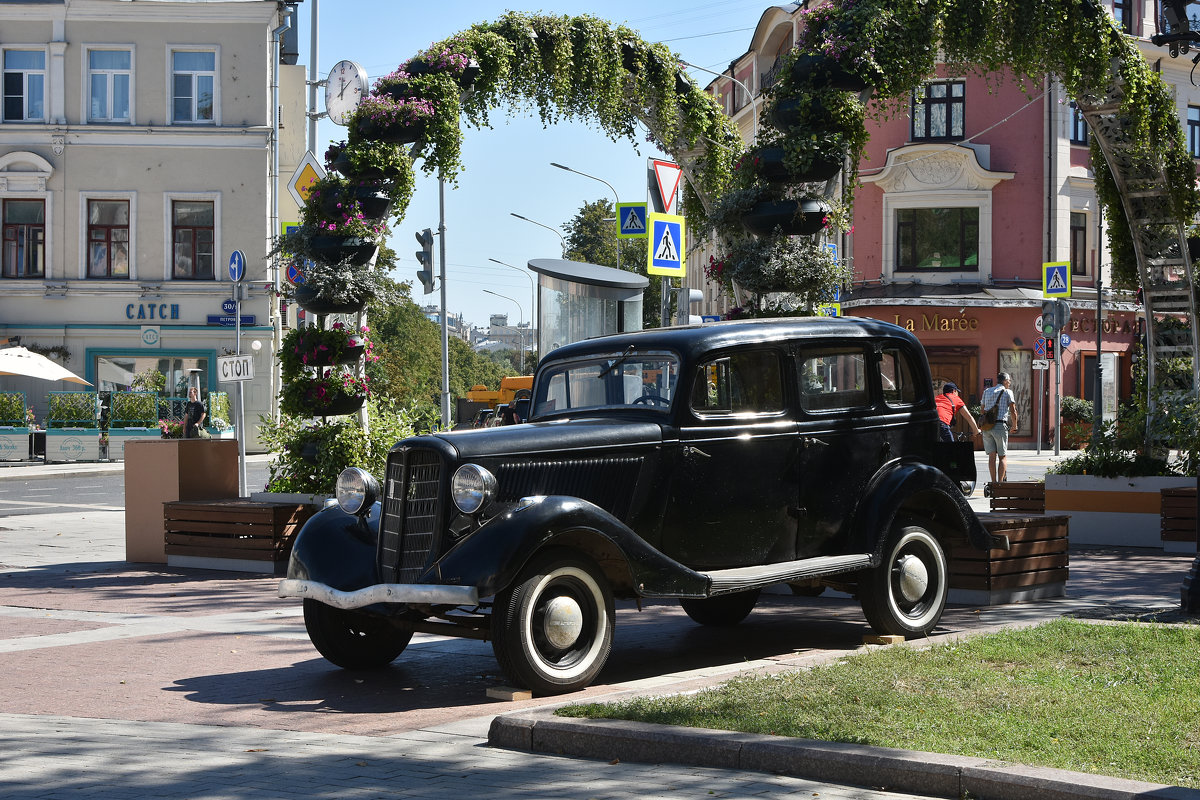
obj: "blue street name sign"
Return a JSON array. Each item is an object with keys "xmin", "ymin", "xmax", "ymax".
[
  {"xmin": 207, "ymin": 314, "xmax": 256, "ymax": 327},
  {"xmin": 228, "ymin": 250, "xmax": 246, "ymax": 283}
]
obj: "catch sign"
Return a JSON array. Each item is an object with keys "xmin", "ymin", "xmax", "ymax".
[{"xmin": 217, "ymin": 354, "xmax": 254, "ymax": 383}]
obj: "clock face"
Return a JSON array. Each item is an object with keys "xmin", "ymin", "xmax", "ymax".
[{"xmin": 325, "ymin": 60, "xmax": 368, "ymax": 125}]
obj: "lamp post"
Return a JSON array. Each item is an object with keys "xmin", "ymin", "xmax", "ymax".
[
  {"xmin": 679, "ymin": 59, "xmax": 758, "ymax": 139},
  {"xmin": 489, "ymin": 257, "xmax": 537, "ymax": 368},
  {"xmin": 549, "ymin": 162, "xmax": 620, "ymax": 270},
  {"xmin": 510, "ymin": 212, "xmax": 566, "ymax": 257},
  {"xmin": 483, "ymin": 289, "xmax": 525, "ymax": 363}
]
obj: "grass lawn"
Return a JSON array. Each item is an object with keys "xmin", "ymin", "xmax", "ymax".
[{"xmin": 560, "ymin": 619, "xmax": 1200, "ymax": 788}]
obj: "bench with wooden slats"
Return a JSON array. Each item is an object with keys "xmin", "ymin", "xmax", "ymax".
[
  {"xmin": 987, "ymin": 481, "xmax": 1046, "ymax": 514},
  {"xmin": 1161, "ymin": 487, "xmax": 1198, "ymax": 544},
  {"xmin": 164, "ymin": 499, "xmax": 316, "ymax": 565},
  {"xmin": 948, "ymin": 513, "xmax": 1068, "ymax": 602}
]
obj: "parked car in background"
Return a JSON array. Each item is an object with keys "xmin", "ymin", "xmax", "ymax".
[{"xmin": 280, "ymin": 318, "xmax": 997, "ymax": 694}]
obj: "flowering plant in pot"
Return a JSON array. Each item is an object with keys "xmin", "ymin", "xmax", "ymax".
[
  {"xmin": 279, "ymin": 321, "xmax": 371, "ymax": 381},
  {"xmin": 280, "ymin": 369, "xmax": 371, "ymax": 418},
  {"xmin": 349, "ymin": 95, "xmax": 437, "ymax": 144}
]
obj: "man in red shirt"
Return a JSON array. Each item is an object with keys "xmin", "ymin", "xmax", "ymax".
[{"xmin": 934, "ymin": 382, "xmax": 981, "ymax": 443}]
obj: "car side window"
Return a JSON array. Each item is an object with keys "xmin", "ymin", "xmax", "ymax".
[
  {"xmin": 798, "ymin": 347, "xmax": 870, "ymax": 412},
  {"xmin": 691, "ymin": 350, "xmax": 784, "ymax": 416},
  {"xmin": 879, "ymin": 347, "xmax": 918, "ymax": 407}
]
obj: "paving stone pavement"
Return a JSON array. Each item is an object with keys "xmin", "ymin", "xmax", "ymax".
[{"xmin": 1, "ymin": 452, "xmax": 1197, "ymax": 799}]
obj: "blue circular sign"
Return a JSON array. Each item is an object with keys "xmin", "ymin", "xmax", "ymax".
[
  {"xmin": 228, "ymin": 250, "xmax": 246, "ymax": 282},
  {"xmin": 287, "ymin": 261, "xmax": 306, "ymax": 286},
  {"xmin": 222, "ymin": 299, "xmax": 237, "ymax": 314},
  {"xmin": 1060, "ymin": 333, "xmax": 1071, "ymax": 348}
]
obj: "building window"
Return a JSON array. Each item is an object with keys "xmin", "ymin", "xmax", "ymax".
[
  {"xmin": 1189, "ymin": 106, "xmax": 1200, "ymax": 158},
  {"xmin": 1112, "ymin": 0, "xmax": 1133, "ymax": 33},
  {"xmin": 1070, "ymin": 211, "xmax": 1088, "ymax": 276},
  {"xmin": 2, "ymin": 199, "xmax": 46, "ymax": 278},
  {"xmin": 911, "ymin": 80, "xmax": 964, "ymax": 141},
  {"xmin": 172, "ymin": 200, "xmax": 214, "ymax": 279},
  {"xmin": 895, "ymin": 207, "xmax": 979, "ymax": 271},
  {"xmin": 1070, "ymin": 101, "xmax": 1089, "ymax": 145},
  {"xmin": 88, "ymin": 50, "xmax": 131, "ymax": 123},
  {"xmin": 88, "ymin": 200, "xmax": 130, "ymax": 278},
  {"xmin": 3, "ymin": 50, "xmax": 46, "ymax": 122},
  {"xmin": 171, "ymin": 50, "xmax": 215, "ymax": 124}
]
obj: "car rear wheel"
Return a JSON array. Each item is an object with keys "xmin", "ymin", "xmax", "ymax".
[
  {"xmin": 859, "ymin": 520, "xmax": 947, "ymax": 637},
  {"xmin": 303, "ymin": 599, "xmax": 413, "ymax": 669},
  {"xmin": 491, "ymin": 548, "xmax": 614, "ymax": 695},
  {"xmin": 679, "ymin": 588, "xmax": 760, "ymax": 626}
]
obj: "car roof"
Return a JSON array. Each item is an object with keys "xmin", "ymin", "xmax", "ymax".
[{"xmin": 542, "ymin": 317, "xmax": 921, "ymax": 364}]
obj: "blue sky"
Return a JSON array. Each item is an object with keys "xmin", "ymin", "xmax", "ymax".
[{"xmin": 293, "ymin": 1, "xmax": 771, "ymax": 329}]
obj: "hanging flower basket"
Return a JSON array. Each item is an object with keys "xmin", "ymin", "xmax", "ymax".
[
  {"xmin": 753, "ymin": 146, "xmax": 842, "ymax": 184},
  {"xmin": 280, "ymin": 374, "xmax": 369, "ymax": 418},
  {"xmin": 299, "ymin": 391, "xmax": 366, "ymax": 418},
  {"xmin": 293, "ymin": 285, "xmax": 369, "ymax": 316},
  {"xmin": 330, "ymin": 154, "xmax": 391, "ymax": 182},
  {"xmin": 789, "ymin": 53, "xmax": 870, "ymax": 93},
  {"xmin": 309, "ymin": 235, "xmax": 379, "ymax": 266},
  {"xmin": 354, "ymin": 116, "xmax": 427, "ymax": 144},
  {"xmin": 768, "ymin": 97, "xmax": 834, "ymax": 131},
  {"xmin": 741, "ymin": 198, "xmax": 831, "ymax": 237},
  {"xmin": 317, "ymin": 186, "xmax": 392, "ymax": 223}
]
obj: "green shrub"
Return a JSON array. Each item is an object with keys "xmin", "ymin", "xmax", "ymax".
[
  {"xmin": 208, "ymin": 392, "xmax": 231, "ymax": 430},
  {"xmin": 1059, "ymin": 395, "xmax": 1093, "ymax": 424},
  {"xmin": 109, "ymin": 392, "xmax": 157, "ymax": 428},
  {"xmin": 47, "ymin": 392, "xmax": 98, "ymax": 428},
  {"xmin": 0, "ymin": 392, "xmax": 26, "ymax": 427}
]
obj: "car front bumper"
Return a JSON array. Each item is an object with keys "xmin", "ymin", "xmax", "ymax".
[{"xmin": 278, "ymin": 579, "xmax": 480, "ymax": 609}]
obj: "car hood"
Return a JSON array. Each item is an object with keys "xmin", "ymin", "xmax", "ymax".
[{"xmin": 432, "ymin": 418, "xmax": 665, "ymax": 460}]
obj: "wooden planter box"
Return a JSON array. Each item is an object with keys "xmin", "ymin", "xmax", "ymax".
[
  {"xmin": 987, "ymin": 481, "xmax": 1045, "ymax": 514},
  {"xmin": 164, "ymin": 499, "xmax": 317, "ymax": 574},
  {"xmin": 1045, "ymin": 474, "xmax": 1195, "ymax": 548},
  {"xmin": 1161, "ymin": 487, "xmax": 1198, "ymax": 554},
  {"xmin": 948, "ymin": 513, "xmax": 1069, "ymax": 606}
]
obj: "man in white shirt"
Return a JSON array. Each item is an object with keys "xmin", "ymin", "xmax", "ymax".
[{"xmin": 981, "ymin": 372, "xmax": 1018, "ymax": 487}]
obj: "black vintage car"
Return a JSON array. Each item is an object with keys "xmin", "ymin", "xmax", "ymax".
[{"xmin": 279, "ymin": 318, "xmax": 999, "ymax": 694}]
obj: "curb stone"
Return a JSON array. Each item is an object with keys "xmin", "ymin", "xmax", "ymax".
[{"xmin": 489, "ymin": 711, "xmax": 1200, "ymax": 800}]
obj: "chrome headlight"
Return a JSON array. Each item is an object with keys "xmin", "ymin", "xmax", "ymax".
[
  {"xmin": 336, "ymin": 467, "xmax": 379, "ymax": 516},
  {"xmin": 451, "ymin": 464, "xmax": 496, "ymax": 515}
]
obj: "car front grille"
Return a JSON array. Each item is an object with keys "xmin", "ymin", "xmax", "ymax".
[{"xmin": 380, "ymin": 447, "xmax": 443, "ymax": 584}]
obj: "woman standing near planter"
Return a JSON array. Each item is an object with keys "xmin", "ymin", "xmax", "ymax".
[{"xmin": 981, "ymin": 373, "xmax": 1018, "ymax": 486}]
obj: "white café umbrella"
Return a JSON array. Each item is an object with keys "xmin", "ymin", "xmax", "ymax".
[{"xmin": 0, "ymin": 347, "xmax": 92, "ymax": 385}]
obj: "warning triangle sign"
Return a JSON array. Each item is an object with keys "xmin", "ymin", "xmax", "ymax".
[
  {"xmin": 650, "ymin": 159, "xmax": 682, "ymax": 215},
  {"xmin": 655, "ymin": 226, "xmax": 678, "ymax": 262}
]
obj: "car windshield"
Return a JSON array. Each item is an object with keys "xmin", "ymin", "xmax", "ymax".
[{"xmin": 531, "ymin": 349, "xmax": 680, "ymax": 418}]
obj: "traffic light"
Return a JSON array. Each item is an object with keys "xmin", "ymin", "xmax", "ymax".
[
  {"xmin": 1041, "ymin": 299, "xmax": 1058, "ymax": 335},
  {"xmin": 414, "ymin": 228, "xmax": 435, "ymax": 295}
]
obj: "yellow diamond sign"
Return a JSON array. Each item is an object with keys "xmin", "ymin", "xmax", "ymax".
[{"xmin": 288, "ymin": 151, "xmax": 327, "ymax": 206}]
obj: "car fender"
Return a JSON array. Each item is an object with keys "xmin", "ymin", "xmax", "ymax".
[
  {"xmin": 429, "ymin": 496, "xmax": 709, "ymax": 599},
  {"xmin": 286, "ymin": 502, "xmax": 381, "ymax": 592},
  {"xmin": 850, "ymin": 460, "xmax": 1000, "ymax": 560}
]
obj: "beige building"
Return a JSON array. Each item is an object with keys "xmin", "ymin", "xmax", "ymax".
[{"xmin": 0, "ymin": 0, "xmax": 306, "ymax": 451}]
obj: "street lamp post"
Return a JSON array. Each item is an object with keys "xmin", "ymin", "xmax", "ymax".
[
  {"xmin": 510, "ymin": 212, "xmax": 567, "ymax": 257},
  {"xmin": 483, "ymin": 289, "xmax": 525, "ymax": 363},
  {"xmin": 489, "ymin": 257, "xmax": 537, "ymax": 368},
  {"xmin": 549, "ymin": 162, "xmax": 621, "ymax": 270}
]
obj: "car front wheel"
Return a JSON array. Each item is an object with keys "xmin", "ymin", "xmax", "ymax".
[
  {"xmin": 859, "ymin": 520, "xmax": 948, "ymax": 637},
  {"xmin": 491, "ymin": 548, "xmax": 614, "ymax": 695},
  {"xmin": 303, "ymin": 599, "xmax": 413, "ymax": 669}
]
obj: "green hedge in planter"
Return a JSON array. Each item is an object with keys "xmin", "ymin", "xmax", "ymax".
[
  {"xmin": 109, "ymin": 391, "xmax": 157, "ymax": 429},
  {"xmin": 47, "ymin": 391, "xmax": 98, "ymax": 429},
  {"xmin": 0, "ymin": 391, "xmax": 26, "ymax": 427},
  {"xmin": 208, "ymin": 391, "xmax": 232, "ymax": 431}
]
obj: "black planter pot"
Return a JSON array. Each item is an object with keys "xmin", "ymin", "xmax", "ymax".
[
  {"xmin": 621, "ymin": 41, "xmax": 642, "ymax": 73},
  {"xmin": 459, "ymin": 60, "xmax": 481, "ymax": 90},
  {"xmin": 303, "ymin": 392, "xmax": 366, "ymax": 418},
  {"xmin": 789, "ymin": 53, "xmax": 870, "ymax": 93},
  {"xmin": 330, "ymin": 154, "xmax": 392, "ymax": 183},
  {"xmin": 354, "ymin": 117, "xmax": 427, "ymax": 145},
  {"xmin": 293, "ymin": 285, "xmax": 369, "ymax": 316},
  {"xmin": 753, "ymin": 146, "xmax": 842, "ymax": 184},
  {"xmin": 768, "ymin": 97, "xmax": 835, "ymax": 131},
  {"xmin": 295, "ymin": 335, "xmax": 367, "ymax": 369},
  {"xmin": 741, "ymin": 198, "xmax": 831, "ymax": 237},
  {"xmin": 354, "ymin": 188, "xmax": 393, "ymax": 221},
  {"xmin": 309, "ymin": 235, "xmax": 378, "ymax": 266}
]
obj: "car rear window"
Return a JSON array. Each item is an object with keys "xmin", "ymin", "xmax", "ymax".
[
  {"xmin": 799, "ymin": 347, "xmax": 870, "ymax": 411},
  {"xmin": 691, "ymin": 350, "xmax": 784, "ymax": 416}
]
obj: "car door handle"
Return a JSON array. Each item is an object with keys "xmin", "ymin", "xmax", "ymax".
[
  {"xmin": 683, "ymin": 445, "xmax": 711, "ymax": 458},
  {"xmin": 800, "ymin": 436, "xmax": 829, "ymax": 447}
]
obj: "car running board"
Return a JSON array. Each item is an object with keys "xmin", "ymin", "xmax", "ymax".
[{"xmin": 703, "ymin": 553, "xmax": 873, "ymax": 595}]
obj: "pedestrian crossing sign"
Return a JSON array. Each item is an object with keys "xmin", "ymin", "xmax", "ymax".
[
  {"xmin": 1042, "ymin": 261, "xmax": 1070, "ymax": 298},
  {"xmin": 617, "ymin": 202, "xmax": 648, "ymax": 239},
  {"xmin": 647, "ymin": 212, "xmax": 686, "ymax": 277}
]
